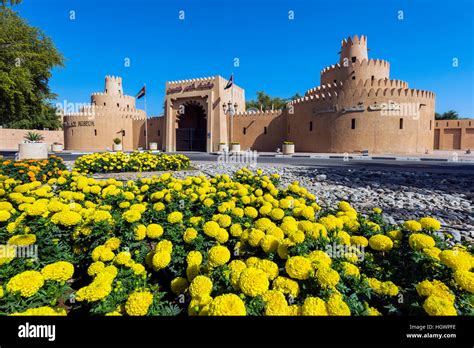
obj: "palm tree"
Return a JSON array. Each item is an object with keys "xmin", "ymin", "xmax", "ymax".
[{"xmin": 435, "ymin": 110, "xmax": 459, "ymax": 120}]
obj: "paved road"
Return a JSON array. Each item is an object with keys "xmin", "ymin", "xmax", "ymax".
[{"xmin": 2, "ymin": 150, "xmax": 474, "ymax": 174}]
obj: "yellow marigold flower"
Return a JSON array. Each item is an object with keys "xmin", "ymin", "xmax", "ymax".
[
  {"xmin": 134, "ymin": 224, "xmax": 147, "ymax": 240},
  {"xmin": 387, "ymin": 230, "xmax": 403, "ymax": 240},
  {"xmin": 248, "ymin": 228, "xmax": 265, "ymax": 247},
  {"xmin": 152, "ymin": 251, "xmax": 171, "ymax": 270},
  {"xmin": 7, "ymin": 270, "xmax": 44, "ymax": 297},
  {"xmin": 146, "ymin": 224, "xmax": 164, "ymax": 239},
  {"xmin": 403, "ymin": 220, "xmax": 422, "ymax": 232},
  {"xmin": 350, "ymin": 236, "xmax": 369, "ymax": 247},
  {"xmin": 277, "ymin": 238, "xmax": 295, "ymax": 260},
  {"xmin": 341, "ymin": 262, "xmax": 360, "ymax": 278},
  {"xmin": 7, "ymin": 233, "xmax": 36, "ymax": 246},
  {"xmin": 421, "ymin": 247, "xmax": 441, "ymax": 261},
  {"xmin": 307, "ymin": 250, "xmax": 332, "ymax": 269},
  {"xmin": 337, "ymin": 230, "xmax": 351, "ymax": 245},
  {"xmin": 41, "ymin": 261, "xmax": 74, "ymax": 282},
  {"xmin": 368, "ymin": 234, "xmax": 393, "ymax": 251},
  {"xmin": 167, "ymin": 211, "xmax": 183, "ymax": 224},
  {"xmin": 270, "ymin": 208, "xmax": 285, "ymax": 220},
  {"xmin": 186, "ymin": 250, "xmax": 203, "ymax": 265},
  {"xmin": 285, "ymin": 256, "xmax": 312, "ymax": 280},
  {"xmin": 254, "ymin": 259, "xmax": 279, "ymax": 280},
  {"xmin": 326, "ymin": 294, "xmax": 351, "ymax": 316},
  {"xmin": 409, "ymin": 233, "xmax": 436, "ymax": 251},
  {"xmin": 367, "ymin": 278, "xmax": 399, "ymax": 296},
  {"xmin": 315, "ymin": 266, "xmax": 340, "ymax": 288},
  {"xmin": 122, "ymin": 209, "xmax": 141, "ymax": 223},
  {"xmin": 272, "ymin": 276, "xmax": 300, "ymax": 298},
  {"xmin": 114, "ymin": 251, "xmax": 132, "ymax": 266},
  {"xmin": 453, "ymin": 270, "xmax": 474, "ymax": 293},
  {"xmin": 208, "ymin": 293, "xmax": 246, "ymax": 316},
  {"xmin": 208, "ymin": 245, "xmax": 231, "ymax": 267},
  {"xmin": 189, "ymin": 275, "xmax": 213, "ymax": 299},
  {"xmin": 125, "ymin": 290, "xmax": 154, "ymax": 316},
  {"xmin": 0, "ymin": 210, "xmax": 11, "ymax": 222},
  {"xmin": 171, "ymin": 277, "xmax": 189, "ymax": 294},
  {"xmin": 51, "ymin": 210, "xmax": 82, "ymax": 226},
  {"xmin": 203, "ymin": 221, "xmax": 220, "ymax": 238},
  {"xmin": 244, "ymin": 206, "xmax": 258, "ymax": 219},
  {"xmin": 416, "ymin": 279, "xmax": 455, "ymax": 303},
  {"xmin": 423, "ymin": 295, "xmax": 457, "ymax": 316},
  {"xmin": 302, "ymin": 297, "xmax": 328, "ymax": 316},
  {"xmin": 367, "ymin": 306, "xmax": 382, "ymax": 316},
  {"xmin": 373, "ymin": 207, "xmax": 382, "ymax": 214},
  {"xmin": 307, "ymin": 223, "xmax": 328, "ymax": 239},
  {"xmin": 228, "ymin": 260, "xmax": 247, "ymax": 289},
  {"xmin": 215, "ymin": 229, "xmax": 229, "ymax": 244},
  {"xmin": 183, "ymin": 227, "xmax": 198, "ymax": 243},
  {"xmin": 11, "ymin": 306, "xmax": 66, "ymax": 316},
  {"xmin": 261, "ymin": 235, "xmax": 279, "ymax": 253},
  {"xmin": 439, "ymin": 249, "xmax": 472, "ymax": 271},
  {"xmin": 338, "ymin": 201, "xmax": 352, "ymax": 212},
  {"xmin": 419, "ymin": 217, "xmax": 441, "ymax": 231},
  {"xmin": 262, "ymin": 290, "xmax": 289, "ymax": 315},
  {"xmin": 104, "ymin": 237, "xmax": 121, "ymax": 250},
  {"xmin": 131, "ymin": 263, "xmax": 145, "ymax": 275},
  {"xmin": 239, "ymin": 267, "xmax": 269, "ymax": 297}
]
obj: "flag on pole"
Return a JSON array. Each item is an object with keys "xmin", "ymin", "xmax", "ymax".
[
  {"xmin": 136, "ymin": 85, "xmax": 146, "ymax": 99},
  {"xmin": 224, "ymin": 74, "xmax": 233, "ymax": 90}
]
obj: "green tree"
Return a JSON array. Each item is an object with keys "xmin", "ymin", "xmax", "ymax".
[
  {"xmin": 435, "ymin": 110, "xmax": 459, "ymax": 120},
  {"xmin": 0, "ymin": 6, "xmax": 64, "ymax": 129},
  {"xmin": 246, "ymin": 91, "xmax": 300, "ymax": 111},
  {"xmin": 1, "ymin": 0, "xmax": 22, "ymax": 8}
]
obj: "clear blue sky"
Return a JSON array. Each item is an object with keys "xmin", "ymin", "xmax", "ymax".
[{"xmin": 15, "ymin": 0, "xmax": 474, "ymax": 117}]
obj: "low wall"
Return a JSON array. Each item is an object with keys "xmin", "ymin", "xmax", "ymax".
[
  {"xmin": 434, "ymin": 119, "xmax": 474, "ymax": 151},
  {"xmin": 0, "ymin": 128, "xmax": 64, "ymax": 151}
]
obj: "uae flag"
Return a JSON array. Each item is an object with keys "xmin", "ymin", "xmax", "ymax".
[
  {"xmin": 224, "ymin": 74, "xmax": 233, "ymax": 90},
  {"xmin": 136, "ymin": 85, "xmax": 146, "ymax": 99}
]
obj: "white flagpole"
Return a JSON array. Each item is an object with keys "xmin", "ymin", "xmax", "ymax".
[{"xmin": 144, "ymin": 83, "xmax": 148, "ymax": 150}]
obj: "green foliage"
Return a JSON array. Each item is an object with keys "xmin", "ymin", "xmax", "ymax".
[
  {"xmin": 435, "ymin": 110, "xmax": 459, "ymax": 120},
  {"xmin": 24, "ymin": 131, "xmax": 44, "ymax": 142},
  {"xmin": 245, "ymin": 91, "xmax": 301, "ymax": 111},
  {"xmin": 0, "ymin": 8, "xmax": 64, "ymax": 129}
]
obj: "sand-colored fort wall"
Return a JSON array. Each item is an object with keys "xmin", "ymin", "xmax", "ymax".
[
  {"xmin": 147, "ymin": 116, "xmax": 165, "ymax": 149},
  {"xmin": 434, "ymin": 119, "xmax": 474, "ymax": 151},
  {"xmin": 232, "ymin": 110, "xmax": 285, "ymax": 151},
  {"xmin": 0, "ymin": 128, "xmax": 64, "ymax": 151}
]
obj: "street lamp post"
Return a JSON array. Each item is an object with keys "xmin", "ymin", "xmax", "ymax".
[{"xmin": 223, "ymin": 101, "xmax": 238, "ymax": 147}]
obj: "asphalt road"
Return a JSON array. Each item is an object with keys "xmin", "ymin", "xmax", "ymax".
[{"xmin": 2, "ymin": 150, "xmax": 473, "ymax": 175}]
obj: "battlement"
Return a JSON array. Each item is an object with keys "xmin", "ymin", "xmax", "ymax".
[
  {"xmin": 321, "ymin": 58, "xmax": 390, "ymax": 75},
  {"xmin": 306, "ymin": 81, "xmax": 344, "ymax": 96},
  {"xmin": 234, "ymin": 110, "xmax": 283, "ymax": 117},
  {"xmin": 341, "ymin": 35, "xmax": 367, "ymax": 48},
  {"xmin": 167, "ymin": 76, "xmax": 216, "ymax": 85},
  {"xmin": 105, "ymin": 75, "xmax": 122, "ymax": 82},
  {"xmin": 63, "ymin": 105, "xmax": 147, "ymax": 119}
]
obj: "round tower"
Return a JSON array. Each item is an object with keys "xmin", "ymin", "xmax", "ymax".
[
  {"xmin": 339, "ymin": 35, "xmax": 368, "ymax": 65},
  {"xmin": 105, "ymin": 75, "xmax": 123, "ymax": 96}
]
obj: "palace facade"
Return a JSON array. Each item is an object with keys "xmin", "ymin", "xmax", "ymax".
[{"xmin": 63, "ymin": 35, "xmax": 459, "ymax": 154}]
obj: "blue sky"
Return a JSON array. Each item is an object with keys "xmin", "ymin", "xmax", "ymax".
[{"xmin": 14, "ymin": 0, "xmax": 474, "ymax": 117}]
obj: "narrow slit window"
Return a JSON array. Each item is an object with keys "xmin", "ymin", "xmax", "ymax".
[
  {"xmin": 351, "ymin": 119, "xmax": 356, "ymax": 129},
  {"xmin": 351, "ymin": 56, "xmax": 356, "ymax": 63},
  {"xmin": 430, "ymin": 120, "xmax": 432, "ymax": 130},
  {"xmin": 352, "ymin": 76, "xmax": 356, "ymax": 80},
  {"xmin": 158, "ymin": 130, "xmax": 160, "ymax": 136},
  {"xmin": 94, "ymin": 129, "xmax": 97, "ymax": 136},
  {"xmin": 264, "ymin": 126, "xmax": 267, "ymax": 134},
  {"xmin": 309, "ymin": 121, "xmax": 313, "ymax": 132},
  {"xmin": 243, "ymin": 128, "xmax": 246, "ymax": 135},
  {"xmin": 399, "ymin": 118, "xmax": 404, "ymax": 129}
]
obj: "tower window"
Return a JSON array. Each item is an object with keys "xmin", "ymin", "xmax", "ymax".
[
  {"xmin": 144, "ymin": 130, "xmax": 146, "ymax": 136},
  {"xmin": 309, "ymin": 121, "xmax": 313, "ymax": 132},
  {"xmin": 333, "ymin": 79, "xmax": 337, "ymax": 84},
  {"xmin": 264, "ymin": 126, "xmax": 267, "ymax": 134},
  {"xmin": 105, "ymin": 89, "xmax": 108, "ymax": 93},
  {"xmin": 446, "ymin": 122, "xmax": 448, "ymax": 126},
  {"xmin": 351, "ymin": 57, "xmax": 356, "ymax": 63},
  {"xmin": 457, "ymin": 121, "xmax": 460, "ymax": 126},
  {"xmin": 71, "ymin": 129, "xmax": 73, "ymax": 136},
  {"xmin": 123, "ymin": 130, "xmax": 126, "ymax": 136},
  {"xmin": 371, "ymin": 75, "xmax": 375, "ymax": 81},
  {"xmin": 351, "ymin": 119, "xmax": 356, "ymax": 129},
  {"xmin": 94, "ymin": 129, "xmax": 97, "ymax": 136},
  {"xmin": 399, "ymin": 118, "xmax": 404, "ymax": 129},
  {"xmin": 117, "ymin": 103, "xmax": 119, "ymax": 108},
  {"xmin": 430, "ymin": 120, "xmax": 432, "ymax": 130},
  {"xmin": 127, "ymin": 105, "xmax": 130, "ymax": 109},
  {"xmin": 243, "ymin": 128, "xmax": 246, "ymax": 135},
  {"xmin": 158, "ymin": 130, "xmax": 160, "ymax": 136},
  {"xmin": 104, "ymin": 102, "xmax": 106, "ymax": 106},
  {"xmin": 436, "ymin": 122, "xmax": 438, "ymax": 127},
  {"xmin": 352, "ymin": 76, "xmax": 356, "ymax": 80}
]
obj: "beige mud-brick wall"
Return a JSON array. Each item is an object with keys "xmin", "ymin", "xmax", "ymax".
[
  {"xmin": 147, "ymin": 116, "xmax": 165, "ymax": 150},
  {"xmin": 232, "ymin": 111, "xmax": 286, "ymax": 151},
  {"xmin": 0, "ymin": 129, "xmax": 64, "ymax": 151},
  {"xmin": 434, "ymin": 119, "xmax": 474, "ymax": 150}
]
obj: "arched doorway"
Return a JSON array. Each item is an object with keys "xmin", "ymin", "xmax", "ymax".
[{"xmin": 176, "ymin": 101, "xmax": 207, "ymax": 151}]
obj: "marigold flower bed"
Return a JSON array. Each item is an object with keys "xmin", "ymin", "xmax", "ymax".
[
  {"xmin": 74, "ymin": 151, "xmax": 190, "ymax": 174},
  {"xmin": 0, "ymin": 166, "xmax": 472, "ymax": 316}
]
